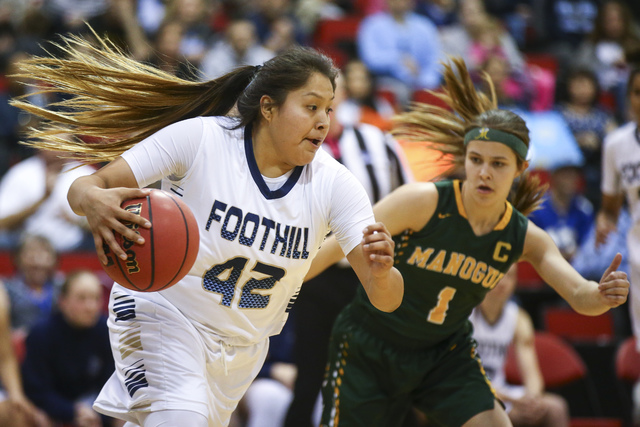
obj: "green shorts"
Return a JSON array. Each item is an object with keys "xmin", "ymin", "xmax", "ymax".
[{"xmin": 320, "ymin": 309, "xmax": 497, "ymax": 427}]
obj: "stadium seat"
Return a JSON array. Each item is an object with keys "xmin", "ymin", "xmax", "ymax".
[
  {"xmin": 524, "ymin": 52, "xmax": 559, "ymax": 75},
  {"xmin": 505, "ymin": 331, "xmax": 603, "ymax": 417},
  {"xmin": 544, "ymin": 306, "xmax": 615, "ymax": 344},
  {"xmin": 312, "ymin": 16, "xmax": 361, "ymax": 68},
  {"xmin": 516, "ymin": 261, "xmax": 545, "ymax": 290},
  {"xmin": 616, "ymin": 337, "xmax": 640, "ymax": 382},
  {"xmin": 506, "ymin": 332, "xmax": 586, "ymax": 386},
  {"xmin": 615, "ymin": 337, "xmax": 640, "ymax": 425}
]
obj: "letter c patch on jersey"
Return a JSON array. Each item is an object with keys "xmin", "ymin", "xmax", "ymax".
[{"xmin": 493, "ymin": 241, "xmax": 511, "ymax": 262}]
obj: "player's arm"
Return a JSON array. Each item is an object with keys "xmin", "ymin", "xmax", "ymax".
[
  {"xmin": 513, "ymin": 308, "xmax": 544, "ymax": 396},
  {"xmin": 372, "ymin": 182, "xmax": 438, "ymax": 235},
  {"xmin": 346, "ymin": 222, "xmax": 403, "ymax": 312},
  {"xmin": 595, "ymin": 193, "xmax": 624, "ymax": 246},
  {"xmin": 68, "ymin": 158, "xmax": 151, "ymax": 264},
  {"xmin": 305, "ymin": 182, "xmax": 437, "ymax": 281},
  {"xmin": 521, "ymin": 221, "xmax": 629, "ymax": 315}
]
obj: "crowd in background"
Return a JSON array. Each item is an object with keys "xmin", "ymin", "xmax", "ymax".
[{"xmin": 0, "ymin": 0, "xmax": 639, "ymax": 426}]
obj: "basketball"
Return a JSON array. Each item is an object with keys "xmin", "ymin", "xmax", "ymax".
[{"xmin": 102, "ymin": 189, "xmax": 200, "ymax": 292}]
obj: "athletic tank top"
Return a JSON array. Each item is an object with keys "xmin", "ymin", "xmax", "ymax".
[
  {"xmin": 347, "ymin": 180, "xmax": 529, "ymax": 348},
  {"xmin": 470, "ymin": 301, "xmax": 519, "ymax": 389}
]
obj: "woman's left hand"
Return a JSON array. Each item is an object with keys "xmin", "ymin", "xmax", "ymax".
[
  {"xmin": 362, "ymin": 222, "xmax": 395, "ymax": 278},
  {"xmin": 598, "ymin": 253, "xmax": 629, "ymax": 308}
]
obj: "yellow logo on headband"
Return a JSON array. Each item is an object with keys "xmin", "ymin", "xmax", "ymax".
[{"xmin": 478, "ymin": 127, "xmax": 490, "ymax": 140}]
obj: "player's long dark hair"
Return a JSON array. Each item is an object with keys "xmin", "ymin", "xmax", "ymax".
[
  {"xmin": 10, "ymin": 30, "xmax": 338, "ymax": 164},
  {"xmin": 392, "ymin": 57, "xmax": 547, "ymax": 216}
]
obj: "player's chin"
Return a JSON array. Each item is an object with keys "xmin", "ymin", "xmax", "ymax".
[{"xmin": 297, "ymin": 152, "xmax": 318, "ymax": 166}]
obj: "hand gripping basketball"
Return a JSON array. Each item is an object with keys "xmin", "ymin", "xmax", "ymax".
[{"xmin": 102, "ymin": 189, "xmax": 200, "ymax": 292}]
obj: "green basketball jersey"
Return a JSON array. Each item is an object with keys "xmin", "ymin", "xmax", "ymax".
[{"xmin": 348, "ymin": 179, "xmax": 529, "ymax": 349}]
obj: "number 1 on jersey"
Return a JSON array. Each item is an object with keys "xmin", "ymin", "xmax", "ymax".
[{"xmin": 427, "ymin": 286, "xmax": 456, "ymax": 324}]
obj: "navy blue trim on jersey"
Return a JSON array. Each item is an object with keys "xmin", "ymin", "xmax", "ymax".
[{"xmin": 244, "ymin": 124, "xmax": 304, "ymax": 200}]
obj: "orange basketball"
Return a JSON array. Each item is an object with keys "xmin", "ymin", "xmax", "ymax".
[{"xmin": 102, "ymin": 189, "xmax": 200, "ymax": 292}]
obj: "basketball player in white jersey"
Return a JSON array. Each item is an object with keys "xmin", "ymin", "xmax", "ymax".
[
  {"xmin": 470, "ymin": 265, "xmax": 569, "ymax": 427},
  {"xmin": 598, "ymin": 67, "xmax": 640, "ymax": 352},
  {"xmin": 10, "ymin": 38, "xmax": 404, "ymax": 427}
]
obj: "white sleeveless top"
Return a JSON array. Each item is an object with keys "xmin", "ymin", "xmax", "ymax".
[
  {"xmin": 470, "ymin": 301, "xmax": 519, "ymax": 390},
  {"xmin": 602, "ymin": 122, "xmax": 640, "ymax": 267}
]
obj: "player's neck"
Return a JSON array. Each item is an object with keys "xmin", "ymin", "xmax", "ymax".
[
  {"xmin": 252, "ymin": 126, "xmax": 295, "ymax": 178},
  {"xmin": 461, "ymin": 184, "xmax": 507, "ymax": 236}
]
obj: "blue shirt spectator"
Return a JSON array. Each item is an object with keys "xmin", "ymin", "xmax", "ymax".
[
  {"xmin": 572, "ymin": 207, "xmax": 631, "ymax": 280},
  {"xmin": 21, "ymin": 270, "xmax": 114, "ymax": 426},
  {"xmin": 529, "ymin": 166, "xmax": 595, "ymax": 261},
  {"xmin": 357, "ymin": 0, "xmax": 442, "ymax": 106},
  {"xmin": 3, "ymin": 235, "xmax": 62, "ymax": 333}
]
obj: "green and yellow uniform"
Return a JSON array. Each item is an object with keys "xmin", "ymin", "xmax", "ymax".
[{"xmin": 321, "ymin": 180, "xmax": 529, "ymax": 427}]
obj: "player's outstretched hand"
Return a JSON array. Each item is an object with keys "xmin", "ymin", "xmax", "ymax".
[
  {"xmin": 598, "ymin": 253, "xmax": 629, "ymax": 308},
  {"xmin": 362, "ymin": 222, "xmax": 395, "ymax": 278},
  {"xmin": 81, "ymin": 187, "xmax": 152, "ymax": 265}
]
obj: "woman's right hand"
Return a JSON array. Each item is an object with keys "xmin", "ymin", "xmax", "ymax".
[{"xmin": 80, "ymin": 186, "xmax": 152, "ymax": 265}]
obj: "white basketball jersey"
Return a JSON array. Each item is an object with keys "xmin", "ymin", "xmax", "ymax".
[
  {"xmin": 602, "ymin": 122, "xmax": 640, "ymax": 267},
  {"xmin": 120, "ymin": 116, "xmax": 374, "ymax": 345},
  {"xmin": 470, "ymin": 301, "xmax": 519, "ymax": 391}
]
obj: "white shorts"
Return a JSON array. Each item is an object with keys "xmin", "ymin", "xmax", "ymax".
[
  {"xmin": 94, "ymin": 285, "xmax": 269, "ymax": 427},
  {"xmin": 498, "ymin": 384, "xmax": 526, "ymax": 414}
]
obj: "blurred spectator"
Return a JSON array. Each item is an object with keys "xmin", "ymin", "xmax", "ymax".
[
  {"xmin": 0, "ymin": 145, "xmax": 95, "ymax": 252},
  {"xmin": 262, "ymin": 15, "xmax": 300, "ymax": 55},
  {"xmin": 13, "ymin": 3, "xmax": 54, "ymax": 56},
  {"xmin": 479, "ymin": 53, "xmax": 532, "ymax": 110},
  {"xmin": 163, "ymin": 0, "xmax": 217, "ymax": 69},
  {"xmin": 576, "ymin": 0, "xmax": 640, "ymax": 122},
  {"xmin": 153, "ymin": 21, "xmax": 202, "ymax": 79},
  {"xmin": 111, "ymin": 0, "xmax": 155, "ymax": 61},
  {"xmin": 470, "ymin": 17, "xmax": 533, "ymax": 109},
  {"xmin": 294, "ymin": 0, "xmax": 348, "ymax": 36},
  {"xmin": 482, "ymin": 0, "xmax": 534, "ymax": 48},
  {"xmin": 414, "ymin": 0, "xmax": 457, "ymax": 27},
  {"xmin": 21, "ymin": 270, "xmax": 116, "ymax": 427},
  {"xmin": 200, "ymin": 19, "xmax": 275, "ymax": 80},
  {"xmin": 42, "ymin": 0, "xmax": 111, "ymax": 35},
  {"xmin": 0, "ymin": 280, "xmax": 50, "ymax": 427},
  {"xmin": 542, "ymin": 0, "xmax": 601, "ymax": 74},
  {"xmin": 357, "ymin": 0, "xmax": 442, "ymax": 108},
  {"xmin": 529, "ymin": 163, "xmax": 594, "ymax": 262},
  {"xmin": 0, "ymin": 50, "xmax": 50, "ymax": 177},
  {"xmin": 471, "ymin": 265, "xmax": 570, "ymax": 427},
  {"xmin": 556, "ymin": 67, "xmax": 617, "ymax": 208},
  {"xmin": 572, "ymin": 206, "xmax": 631, "ymax": 280},
  {"xmin": 2, "ymin": 234, "xmax": 62, "ymax": 334},
  {"xmin": 439, "ymin": 0, "xmax": 528, "ymax": 80},
  {"xmin": 284, "ymin": 71, "xmax": 412, "ymax": 427},
  {"xmin": 247, "ymin": 0, "xmax": 307, "ymax": 50},
  {"xmin": 336, "ymin": 58, "xmax": 397, "ymax": 131},
  {"xmin": 0, "ymin": 0, "xmax": 30, "ymax": 26},
  {"xmin": 134, "ymin": 0, "xmax": 166, "ymax": 36}
]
